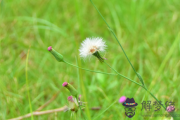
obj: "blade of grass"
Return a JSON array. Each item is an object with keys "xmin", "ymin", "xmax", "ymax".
[
  {"xmin": 25, "ymin": 46, "xmax": 34, "ymax": 120},
  {"xmin": 93, "ymin": 100, "xmax": 117, "ymax": 120},
  {"xmin": 148, "ymin": 32, "xmax": 180, "ymax": 91},
  {"xmin": 15, "ymin": 16, "xmax": 67, "ymax": 37},
  {"xmin": 76, "ymin": 57, "xmax": 91, "ymax": 120},
  {"xmin": 76, "ymin": 57, "xmax": 83, "ymax": 120}
]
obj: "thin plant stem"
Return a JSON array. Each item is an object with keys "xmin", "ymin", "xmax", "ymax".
[
  {"xmin": 105, "ymin": 61, "xmax": 180, "ymax": 119},
  {"xmin": 64, "ymin": 60, "xmax": 117, "ymax": 76},
  {"xmin": 74, "ymin": 112, "xmax": 77, "ymax": 120},
  {"xmin": 143, "ymin": 87, "xmax": 166, "ymax": 109},
  {"xmin": 143, "ymin": 87, "xmax": 179, "ymax": 120},
  {"xmin": 104, "ymin": 61, "xmax": 142, "ymax": 87},
  {"xmin": 90, "ymin": 0, "xmax": 144, "ymax": 86},
  {"xmin": 104, "ymin": 60, "xmax": 165, "ymax": 109},
  {"xmin": 104, "ymin": 62, "xmax": 179, "ymax": 119},
  {"xmin": 93, "ymin": 100, "xmax": 117, "ymax": 120},
  {"xmin": 65, "ymin": 60, "xmax": 141, "ymax": 86},
  {"xmin": 75, "ymin": 58, "xmax": 88, "ymax": 120}
]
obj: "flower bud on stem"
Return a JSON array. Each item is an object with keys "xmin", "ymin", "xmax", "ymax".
[
  {"xmin": 62, "ymin": 82, "xmax": 78, "ymax": 97},
  {"xmin": 48, "ymin": 46, "xmax": 64, "ymax": 62}
]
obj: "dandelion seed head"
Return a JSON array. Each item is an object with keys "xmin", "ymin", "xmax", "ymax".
[{"xmin": 79, "ymin": 37, "xmax": 107, "ymax": 59}]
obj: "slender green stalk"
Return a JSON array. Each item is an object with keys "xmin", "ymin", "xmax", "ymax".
[
  {"xmin": 64, "ymin": 60, "xmax": 117, "ymax": 76},
  {"xmin": 143, "ymin": 87, "xmax": 166, "ymax": 109},
  {"xmin": 25, "ymin": 48, "xmax": 34, "ymax": 120},
  {"xmin": 75, "ymin": 58, "xmax": 90, "ymax": 120},
  {"xmin": 74, "ymin": 112, "xmax": 77, "ymax": 120},
  {"xmin": 75, "ymin": 58, "xmax": 81, "ymax": 120},
  {"xmin": 90, "ymin": 0, "xmax": 145, "ymax": 86},
  {"xmin": 93, "ymin": 100, "xmax": 117, "ymax": 120},
  {"xmin": 74, "ymin": 61, "xmax": 87, "ymax": 120},
  {"xmin": 144, "ymin": 88, "xmax": 179, "ymax": 120},
  {"xmin": 104, "ymin": 61, "xmax": 180, "ymax": 119},
  {"xmin": 65, "ymin": 60, "xmax": 142, "ymax": 86},
  {"xmin": 104, "ymin": 61, "xmax": 166, "ymax": 110},
  {"xmin": 104, "ymin": 61, "xmax": 142, "ymax": 87}
]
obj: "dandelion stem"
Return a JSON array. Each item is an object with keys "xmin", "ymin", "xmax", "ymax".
[
  {"xmin": 143, "ymin": 87, "xmax": 166, "ymax": 109},
  {"xmin": 105, "ymin": 62, "xmax": 179, "ymax": 119},
  {"xmin": 104, "ymin": 61, "xmax": 142, "ymax": 87},
  {"xmin": 142, "ymin": 87, "xmax": 179, "ymax": 120},
  {"xmin": 64, "ymin": 61, "xmax": 117, "ymax": 76},
  {"xmin": 90, "ymin": 0, "xmax": 145, "ymax": 86}
]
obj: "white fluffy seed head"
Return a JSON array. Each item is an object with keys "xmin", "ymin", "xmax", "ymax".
[{"xmin": 79, "ymin": 37, "xmax": 107, "ymax": 59}]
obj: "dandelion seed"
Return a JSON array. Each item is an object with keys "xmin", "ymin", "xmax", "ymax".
[{"xmin": 79, "ymin": 37, "xmax": 107, "ymax": 62}]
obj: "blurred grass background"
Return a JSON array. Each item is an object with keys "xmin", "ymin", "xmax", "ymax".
[{"xmin": 0, "ymin": 0, "xmax": 180, "ymax": 119}]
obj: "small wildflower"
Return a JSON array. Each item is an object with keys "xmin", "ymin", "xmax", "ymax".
[
  {"xmin": 62, "ymin": 82, "xmax": 78, "ymax": 97},
  {"xmin": 48, "ymin": 46, "xmax": 64, "ymax": 62},
  {"xmin": 119, "ymin": 96, "xmax": 126, "ymax": 103},
  {"xmin": 79, "ymin": 37, "xmax": 107, "ymax": 62}
]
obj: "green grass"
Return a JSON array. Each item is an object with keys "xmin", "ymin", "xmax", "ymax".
[{"xmin": 1, "ymin": 0, "xmax": 180, "ymax": 120}]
